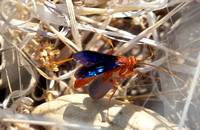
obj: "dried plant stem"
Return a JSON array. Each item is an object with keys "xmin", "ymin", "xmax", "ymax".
[
  {"xmin": 66, "ymin": 0, "xmax": 82, "ymax": 49},
  {"xmin": 5, "ymin": 69, "xmax": 14, "ymax": 103},
  {"xmin": 115, "ymin": 2, "xmax": 189, "ymax": 55},
  {"xmin": 47, "ymin": 23, "xmax": 80, "ymax": 52},
  {"xmin": 178, "ymin": 53, "xmax": 200, "ymax": 129}
]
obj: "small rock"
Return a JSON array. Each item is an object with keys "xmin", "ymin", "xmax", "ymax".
[{"xmin": 32, "ymin": 94, "xmax": 179, "ymax": 129}]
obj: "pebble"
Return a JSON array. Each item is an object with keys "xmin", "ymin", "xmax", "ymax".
[{"xmin": 32, "ymin": 94, "xmax": 179, "ymax": 129}]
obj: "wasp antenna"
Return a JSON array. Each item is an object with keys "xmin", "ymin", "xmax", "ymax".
[
  {"xmin": 36, "ymin": 57, "xmax": 73, "ymax": 68},
  {"xmin": 139, "ymin": 62, "xmax": 185, "ymax": 83},
  {"xmin": 93, "ymin": 29, "xmax": 114, "ymax": 55},
  {"xmin": 139, "ymin": 44, "xmax": 154, "ymax": 62}
]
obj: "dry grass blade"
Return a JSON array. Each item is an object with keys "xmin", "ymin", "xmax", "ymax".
[
  {"xmin": 178, "ymin": 53, "xmax": 200, "ymax": 129},
  {"xmin": 66, "ymin": 0, "xmax": 82, "ymax": 49},
  {"xmin": 0, "ymin": 0, "xmax": 198, "ymax": 129},
  {"xmin": 115, "ymin": 2, "xmax": 189, "ymax": 55}
]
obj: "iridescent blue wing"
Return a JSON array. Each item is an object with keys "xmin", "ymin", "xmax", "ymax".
[
  {"xmin": 75, "ymin": 60, "xmax": 121, "ymax": 79},
  {"xmin": 73, "ymin": 51, "xmax": 119, "ymax": 66}
]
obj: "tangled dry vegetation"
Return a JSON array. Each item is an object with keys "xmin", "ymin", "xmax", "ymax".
[{"xmin": 0, "ymin": 0, "xmax": 200, "ymax": 129}]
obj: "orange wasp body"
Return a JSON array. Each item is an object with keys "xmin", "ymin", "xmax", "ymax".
[{"xmin": 37, "ymin": 35, "xmax": 183, "ymax": 121}]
